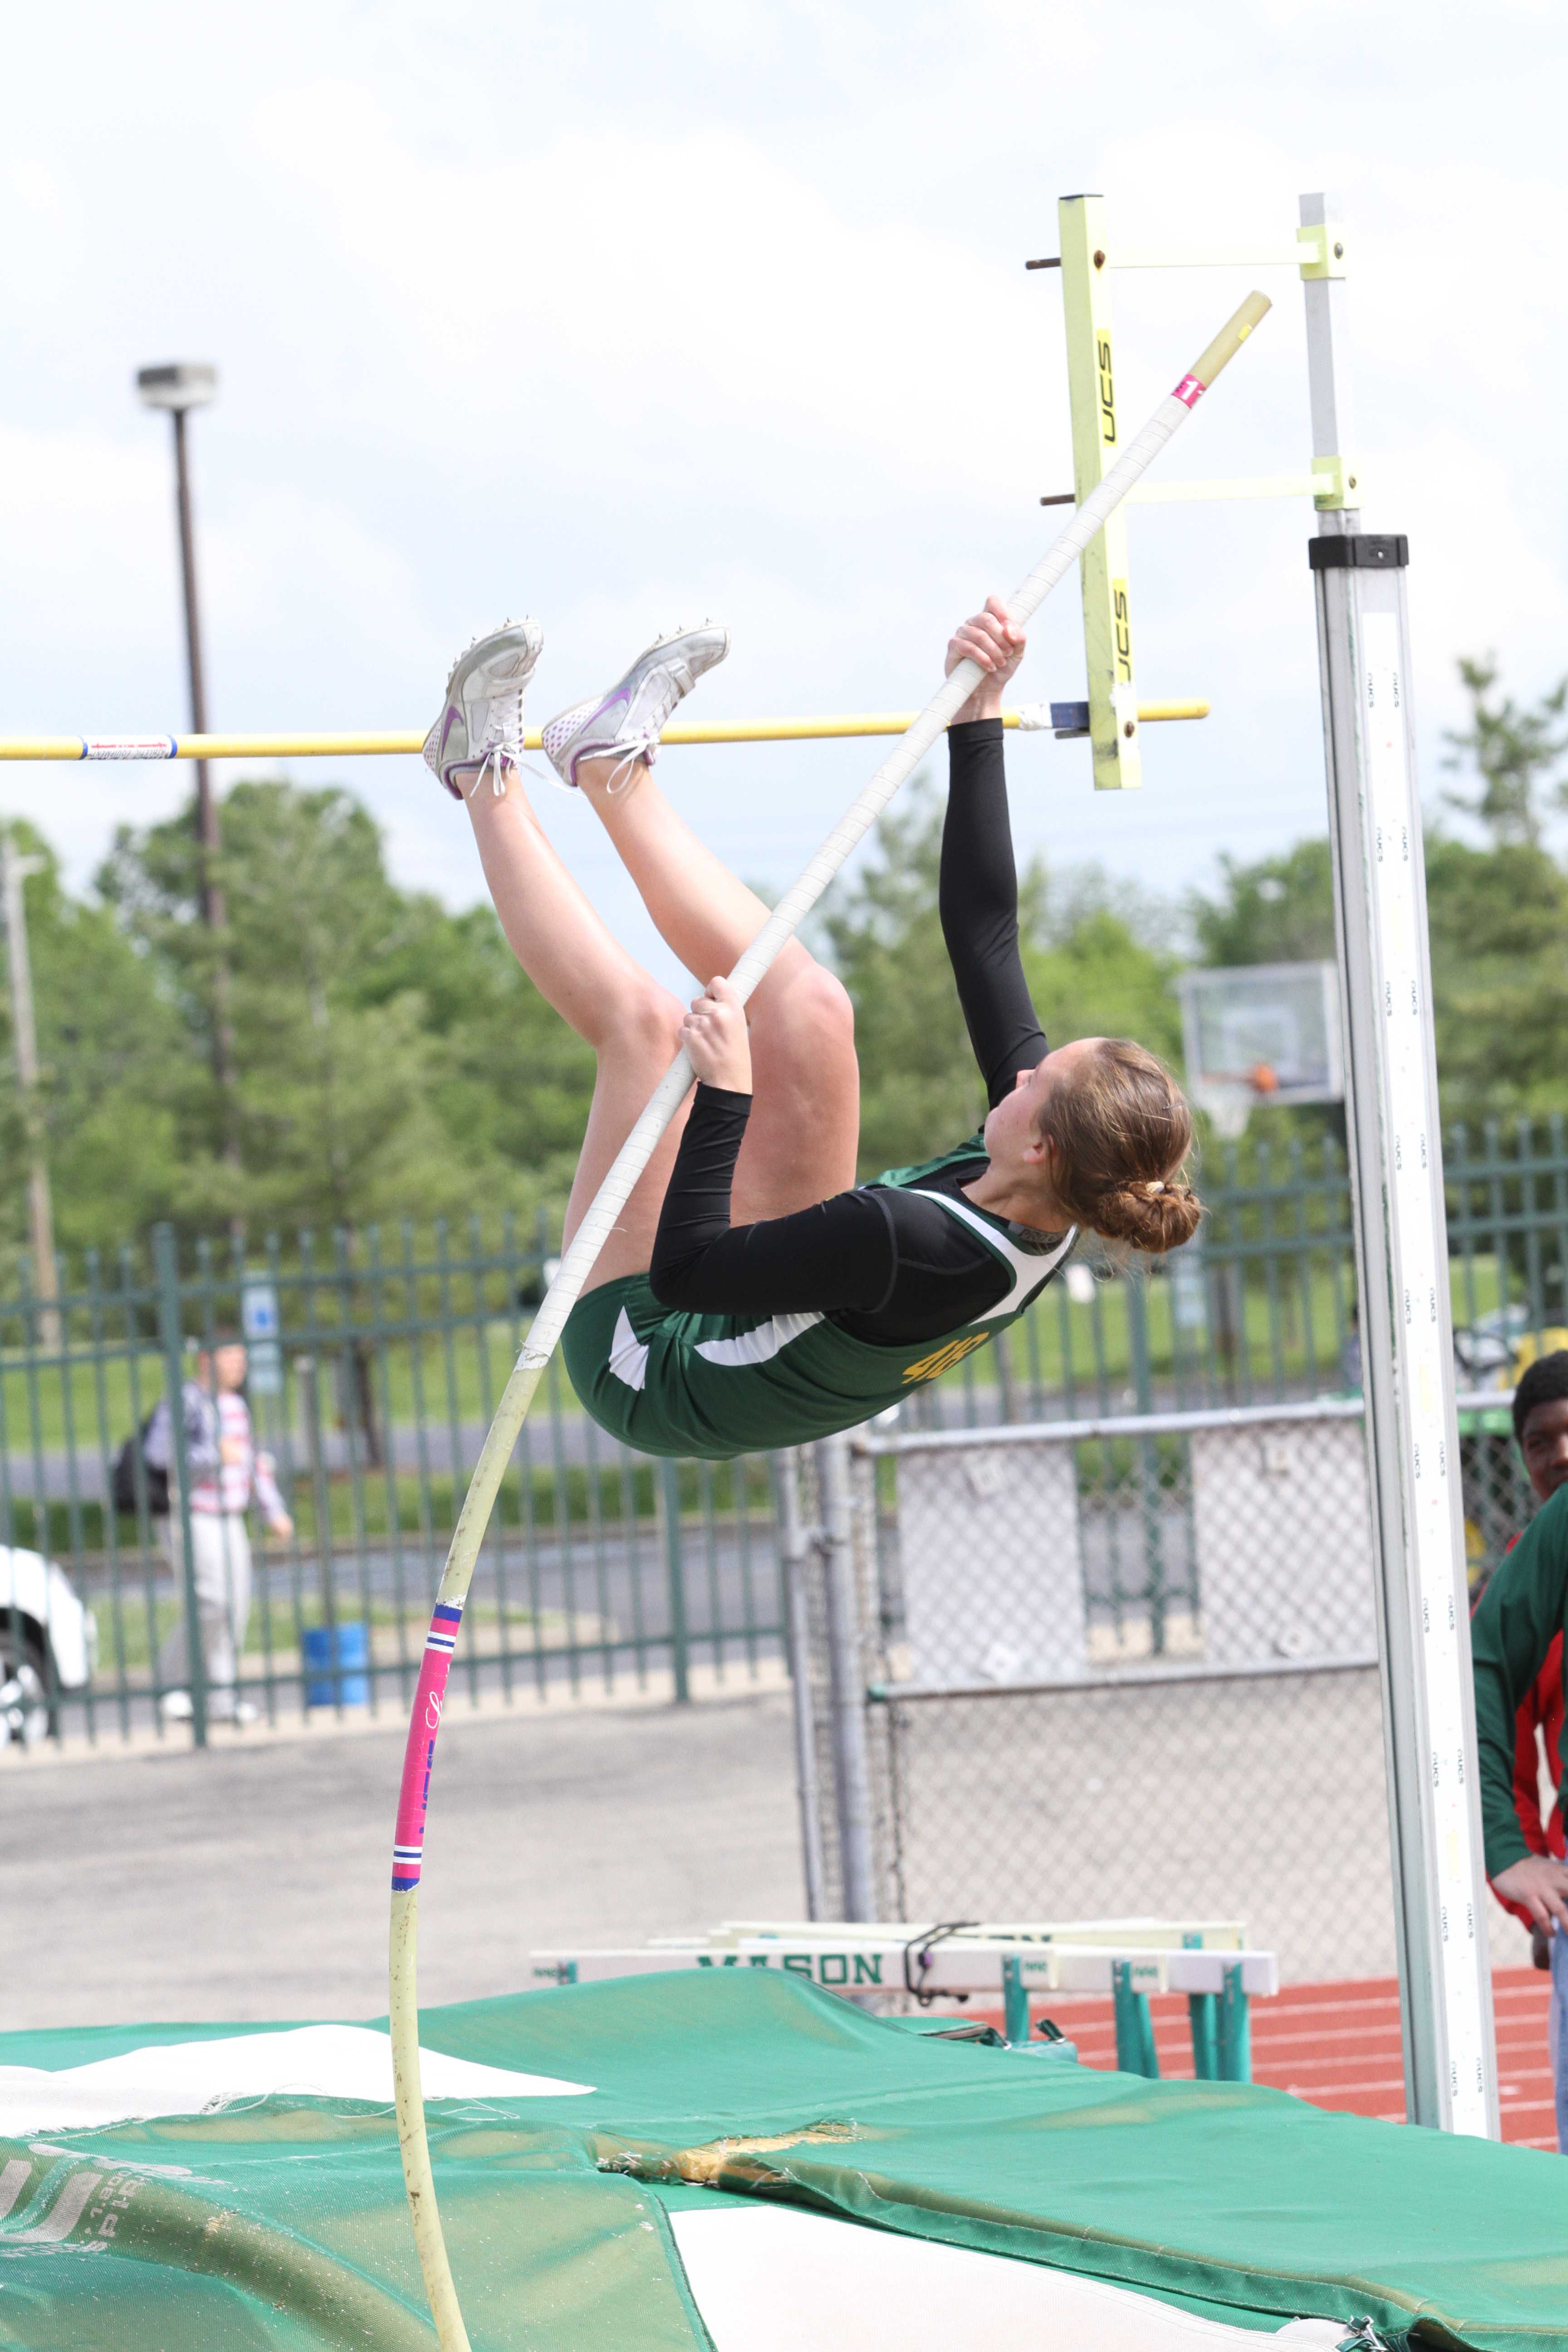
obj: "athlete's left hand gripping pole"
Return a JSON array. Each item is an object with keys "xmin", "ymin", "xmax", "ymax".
[{"xmin": 389, "ymin": 289, "xmax": 1270, "ymax": 2352}]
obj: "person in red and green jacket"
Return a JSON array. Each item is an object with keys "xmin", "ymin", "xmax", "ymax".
[{"xmin": 1470, "ymin": 1349, "xmax": 1568, "ymax": 2149}]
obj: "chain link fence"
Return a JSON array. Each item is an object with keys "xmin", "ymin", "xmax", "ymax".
[{"xmin": 788, "ymin": 1401, "xmax": 1540, "ymax": 1985}]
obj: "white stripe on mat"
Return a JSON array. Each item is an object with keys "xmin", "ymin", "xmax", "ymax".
[{"xmin": 0, "ymin": 2026, "xmax": 593, "ymax": 2135}]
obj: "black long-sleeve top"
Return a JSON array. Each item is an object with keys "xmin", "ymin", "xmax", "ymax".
[{"xmin": 649, "ymin": 718, "xmax": 1061, "ymax": 1344}]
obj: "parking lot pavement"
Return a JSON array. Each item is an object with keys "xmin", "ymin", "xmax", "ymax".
[{"xmin": 5, "ymin": 1691, "xmax": 803, "ymax": 2029}]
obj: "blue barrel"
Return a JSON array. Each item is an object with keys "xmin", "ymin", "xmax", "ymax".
[{"xmin": 303, "ymin": 1621, "xmax": 371, "ymax": 1708}]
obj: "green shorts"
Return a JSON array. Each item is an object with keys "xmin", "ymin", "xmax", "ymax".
[
  {"xmin": 561, "ymin": 1136, "xmax": 1069, "ymax": 1462},
  {"xmin": 560, "ymin": 1275, "xmax": 750, "ymax": 1460},
  {"xmin": 559, "ymin": 1272, "xmax": 934, "ymax": 1462}
]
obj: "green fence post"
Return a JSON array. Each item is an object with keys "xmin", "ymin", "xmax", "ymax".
[
  {"xmin": 296, "ymin": 1352, "xmax": 338, "ymax": 1704},
  {"xmin": 660, "ymin": 1457, "xmax": 690, "ymax": 1703},
  {"xmin": 152, "ymin": 1223, "xmax": 206, "ymax": 1749},
  {"xmin": 1218, "ymin": 1961, "xmax": 1251, "ymax": 2082}
]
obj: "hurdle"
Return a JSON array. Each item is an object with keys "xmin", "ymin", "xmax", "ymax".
[
  {"xmin": 529, "ymin": 1917, "xmax": 1279, "ymax": 2084},
  {"xmin": 0, "ymin": 701, "xmax": 1208, "ymax": 765}
]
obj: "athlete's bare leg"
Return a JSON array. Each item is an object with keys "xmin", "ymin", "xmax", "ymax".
[
  {"xmin": 462, "ymin": 780, "xmax": 689, "ymax": 1289},
  {"xmin": 577, "ymin": 757, "xmax": 860, "ymax": 1221}
]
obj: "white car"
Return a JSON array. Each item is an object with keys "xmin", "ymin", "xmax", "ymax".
[{"xmin": 0, "ymin": 1547, "xmax": 96, "ymax": 1746}]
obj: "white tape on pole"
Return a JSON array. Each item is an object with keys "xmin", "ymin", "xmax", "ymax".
[{"xmin": 81, "ymin": 737, "xmax": 177, "ymax": 760}]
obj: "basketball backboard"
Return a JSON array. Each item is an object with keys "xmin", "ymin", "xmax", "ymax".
[{"xmin": 1177, "ymin": 960, "xmax": 1343, "ymax": 1137}]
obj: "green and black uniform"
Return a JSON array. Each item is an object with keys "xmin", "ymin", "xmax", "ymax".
[
  {"xmin": 561, "ymin": 718, "xmax": 1077, "ymax": 1459},
  {"xmin": 1472, "ymin": 1486, "xmax": 1568, "ymax": 1873}
]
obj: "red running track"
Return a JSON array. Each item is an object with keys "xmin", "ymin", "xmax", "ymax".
[{"xmin": 979, "ymin": 1970, "xmax": 1558, "ymax": 2150}]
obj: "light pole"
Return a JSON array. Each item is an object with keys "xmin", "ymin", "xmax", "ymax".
[{"xmin": 136, "ymin": 363, "xmax": 238, "ymax": 1147}]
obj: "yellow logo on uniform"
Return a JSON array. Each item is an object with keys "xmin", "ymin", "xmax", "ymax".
[{"xmin": 901, "ymin": 1332, "xmax": 990, "ymax": 1386}]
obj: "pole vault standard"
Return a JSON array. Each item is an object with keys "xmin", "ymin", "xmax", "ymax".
[
  {"xmin": 387, "ymin": 290, "xmax": 1271, "ymax": 2352},
  {"xmin": 1302, "ymin": 194, "xmax": 1498, "ymax": 2137},
  {"xmin": 0, "ymin": 701, "xmax": 1208, "ymax": 764}
]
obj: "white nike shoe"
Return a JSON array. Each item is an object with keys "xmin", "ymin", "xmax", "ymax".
[
  {"xmin": 422, "ymin": 618, "xmax": 544, "ymax": 799},
  {"xmin": 540, "ymin": 622, "xmax": 730, "ymax": 791}
]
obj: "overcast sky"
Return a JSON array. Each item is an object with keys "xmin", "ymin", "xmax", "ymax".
[{"xmin": 4, "ymin": 0, "xmax": 1564, "ymax": 987}]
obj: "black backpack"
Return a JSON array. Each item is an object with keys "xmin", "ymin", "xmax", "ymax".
[{"xmin": 112, "ymin": 1411, "xmax": 170, "ymax": 1519}]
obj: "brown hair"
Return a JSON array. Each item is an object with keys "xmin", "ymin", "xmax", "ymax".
[{"xmin": 1035, "ymin": 1038, "xmax": 1201, "ymax": 1253}]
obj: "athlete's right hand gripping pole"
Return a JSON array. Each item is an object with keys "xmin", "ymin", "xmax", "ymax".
[{"xmin": 389, "ymin": 289, "xmax": 1270, "ymax": 2352}]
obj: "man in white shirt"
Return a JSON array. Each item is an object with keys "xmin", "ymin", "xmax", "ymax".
[{"xmin": 145, "ymin": 1332, "xmax": 293, "ymax": 1725}]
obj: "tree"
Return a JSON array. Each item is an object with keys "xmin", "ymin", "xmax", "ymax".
[
  {"xmin": 0, "ymin": 821, "xmax": 184, "ymax": 1259},
  {"xmin": 818, "ymin": 779, "xmax": 1183, "ymax": 1177},
  {"xmin": 1022, "ymin": 882, "xmax": 1184, "ymax": 1071},
  {"xmin": 98, "ymin": 781, "xmax": 596, "ymax": 1240},
  {"xmin": 1424, "ymin": 833, "xmax": 1568, "ymax": 1124},
  {"xmin": 358, "ymin": 897, "xmax": 595, "ymax": 1200},
  {"xmin": 1189, "ymin": 839, "xmax": 1336, "ymax": 968},
  {"xmin": 818, "ymin": 784, "xmax": 984, "ymax": 1176},
  {"xmin": 1427, "ymin": 659, "xmax": 1568, "ymax": 1122},
  {"xmin": 1443, "ymin": 658, "xmax": 1568, "ymax": 849},
  {"xmin": 1187, "ymin": 653, "xmax": 1568, "ymax": 1131}
]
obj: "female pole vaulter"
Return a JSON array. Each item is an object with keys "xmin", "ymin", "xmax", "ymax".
[{"xmin": 423, "ymin": 601, "xmax": 1200, "ymax": 1461}]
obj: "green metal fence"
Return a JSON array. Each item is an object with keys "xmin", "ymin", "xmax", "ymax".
[
  {"xmin": 1, "ymin": 1117, "xmax": 1563, "ymax": 1750},
  {"xmin": 905, "ymin": 1119, "xmax": 1568, "ymax": 1430},
  {"xmin": 0, "ymin": 1215, "xmax": 784, "ymax": 1748}
]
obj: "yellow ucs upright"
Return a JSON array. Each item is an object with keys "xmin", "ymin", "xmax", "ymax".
[{"xmin": 1059, "ymin": 193, "xmax": 1141, "ymax": 792}]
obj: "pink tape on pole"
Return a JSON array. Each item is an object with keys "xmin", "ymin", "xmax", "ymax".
[
  {"xmin": 391, "ymin": 1602, "xmax": 463, "ymax": 1891},
  {"xmin": 1170, "ymin": 375, "xmax": 1206, "ymax": 410}
]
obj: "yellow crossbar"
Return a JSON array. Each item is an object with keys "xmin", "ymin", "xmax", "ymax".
[{"xmin": 0, "ymin": 702, "xmax": 1208, "ymax": 763}]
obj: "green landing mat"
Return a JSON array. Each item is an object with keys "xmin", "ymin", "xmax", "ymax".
[{"xmin": 1, "ymin": 1969, "xmax": 1565, "ymax": 2350}]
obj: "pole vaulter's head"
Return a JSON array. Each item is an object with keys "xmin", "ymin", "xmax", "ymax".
[{"xmin": 986, "ymin": 1037, "xmax": 1200, "ymax": 1253}]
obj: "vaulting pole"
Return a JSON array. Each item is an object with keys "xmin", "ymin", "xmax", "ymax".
[{"xmin": 388, "ymin": 289, "xmax": 1272, "ymax": 2352}]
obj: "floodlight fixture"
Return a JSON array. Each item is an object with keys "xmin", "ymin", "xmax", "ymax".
[{"xmin": 136, "ymin": 362, "xmax": 218, "ymax": 413}]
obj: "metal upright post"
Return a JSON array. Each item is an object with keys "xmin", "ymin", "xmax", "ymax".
[
  {"xmin": 774, "ymin": 1450, "xmax": 828, "ymax": 1919},
  {"xmin": 1302, "ymin": 191, "xmax": 1497, "ymax": 2136},
  {"xmin": 816, "ymin": 1431, "xmax": 875, "ymax": 1918},
  {"xmin": 136, "ymin": 363, "xmax": 238, "ymax": 1159},
  {"xmin": 295, "ymin": 1356, "xmax": 338, "ymax": 1645},
  {"xmin": 1058, "ymin": 194, "xmax": 1142, "ymax": 791},
  {"xmin": 152, "ymin": 1222, "xmax": 207, "ymax": 1749},
  {"xmin": 169, "ymin": 404, "xmax": 222, "ymax": 933},
  {"xmin": 0, "ymin": 838, "xmax": 61, "ymax": 1349},
  {"xmin": 659, "ymin": 1458, "xmax": 691, "ymax": 1704},
  {"xmin": 1127, "ymin": 1277, "xmax": 1166, "ymax": 1651}
]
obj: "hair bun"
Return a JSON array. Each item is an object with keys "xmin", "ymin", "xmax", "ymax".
[
  {"xmin": 1094, "ymin": 1180, "xmax": 1203, "ymax": 1254},
  {"xmin": 1032, "ymin": 1035, "xmax": 1200, "ymax": 1254}
]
